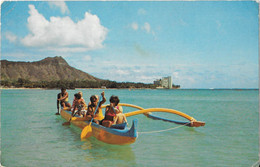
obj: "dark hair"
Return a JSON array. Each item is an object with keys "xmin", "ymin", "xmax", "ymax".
[
  {"xmin": 90, "ymin": 95, "xmax": 97, "ymax": 104},
  {"xmin": 61, "ymin": 88, "xmax": 66, "ymax": 91},
  {"xmin": 74, "ymin": 93, "xmax": 81, "ymax": 100},
  {"xmin": 109, "ymin": 95, "xmax": 120, "ymax": 106}
]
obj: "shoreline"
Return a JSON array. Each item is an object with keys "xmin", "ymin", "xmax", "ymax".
[
  {"xmin": 0, "ymin": 87, "xmax": 44, "ymax": 90},
  {"xmin": 0, "ymin": 87, "xmax": 257, "ymax": 90}
]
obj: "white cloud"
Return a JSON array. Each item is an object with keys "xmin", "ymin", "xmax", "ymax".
[
  {"xmin": 87, "ymin": 61, "xmax": 162, "ymax": 83},
  {"xmin": 116, "ymin": 69, "xmax": 130, "ymax": 75},
  {"xmin": 172, "ymin": 72, "xmax": 179, "ymax": 79},
  {"xmin": 133, "ymin": 69, "xmax": 141, "ymax": 73},
  {"xmin": 131, "ymin": 22, "xmax": 155, "ymax": 36},
  {"xmin": 21, "ymin": 5, "xmax": 108, "ymax": 52},
  {"xmin": 5, "ymin": 31, "xmax": 17, "ymax": 43},
  {"xmin": 48, "ymin": 1, "xmax": 69, "ymax": 14},
  {"xmin": 142, "ymin": 22, "xmax": 151, "ymax": 33},
  {"xmin": 131, "ymin": 22, "xmax": 138, "ymax": 30},
  {"xmin": 142, "ymin": 22, "xmax": 156, "ymax": 37},
  {"xmin": 136, "ymin": 75, "xmax": 158, "ymax": 83},
  {"xmin": 83, "ymin": 55, "xmax": 92, "ymax": 62}
]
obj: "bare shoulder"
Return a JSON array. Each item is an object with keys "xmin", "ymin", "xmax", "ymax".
[{"xmin": 118, "ymin": 106, "xmax": 123, "ymax": 112}]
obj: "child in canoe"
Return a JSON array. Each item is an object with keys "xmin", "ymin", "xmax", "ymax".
[
  {"xmin": 72, "ymin": 91, "xmax": 87, "ymax": 110},
  {"xmin": 113, "ymin": 105, "xmax": 128, "ymax": 125},
  {"xmin": 101, "ymin": 95, "xmax": 120, "ymax": 127},
  {"xmin": 71, "ymin": 93, "xmax": 87, "ymax": 117},
  {"xmin": 56, "ymin": 88, "xmax": 71, "ymax": 115},
  {"xmin": 86, "ymin": 91, "xmax": 106, "ymax": 122}
]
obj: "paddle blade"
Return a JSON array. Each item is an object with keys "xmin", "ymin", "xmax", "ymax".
[
  {"xmin": 62, "ymin": 121, "xmax": 71, "ymax": 126},
  {"xmin": 81, "ymin": 123, "xmax": 92, "ymax": 139}
]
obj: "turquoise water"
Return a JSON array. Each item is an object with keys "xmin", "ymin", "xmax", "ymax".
[{"xmin": 1, "ymin": 89, "xmax": 258, "ymax": 167}]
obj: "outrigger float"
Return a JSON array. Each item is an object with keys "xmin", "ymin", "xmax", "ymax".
[{"xmin": 60, "ymin": 103, "xmax": 205, "ymax": 145}]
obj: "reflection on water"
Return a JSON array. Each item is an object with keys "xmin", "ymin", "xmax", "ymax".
[
  {"xmin": 61, "ymin": 120, "xmax": 137, "ymax": 166},
  {"xmin": 81, "ymin": 138, "xmax": 136, "ymax": 166},
  {"xmin": 81, "ymin": 140, "xmax": 93, "ymax": 150}
]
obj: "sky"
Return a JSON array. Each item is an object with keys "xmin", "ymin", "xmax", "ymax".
[{"xmin": 1, "ymin": 1, "xmax": 259, "ymax": 89}]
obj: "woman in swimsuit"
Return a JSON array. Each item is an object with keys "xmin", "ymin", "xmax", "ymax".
[{"xmin": 102, "ymin": 95, "xmax": 120, "ymax": 127}]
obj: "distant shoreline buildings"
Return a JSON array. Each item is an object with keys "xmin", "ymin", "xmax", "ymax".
[{"xmin": 153, "ymin": 76, "xmax": 180, "ymax": 89}]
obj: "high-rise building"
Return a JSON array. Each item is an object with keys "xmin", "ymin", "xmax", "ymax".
[
  {"xmin": 154, "ymin": 76, "xmax": 172, "ymax": 89},
  {"xmin": 161, "ymin": 76, "xmax": 172, "ymax": 89}
]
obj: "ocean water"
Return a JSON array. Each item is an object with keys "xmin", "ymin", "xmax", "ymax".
[{"xmin": 1, "ymin": 89, "xmax": 258, "ymax": 167}]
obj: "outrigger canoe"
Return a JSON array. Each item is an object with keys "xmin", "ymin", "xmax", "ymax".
[
  {"xmin": 60, "ymin": 103, "xmax": 205, "ymax": 145},
  {"xmin": 60, "ymin": 109, "xmax": 138, "ymax": 145}
]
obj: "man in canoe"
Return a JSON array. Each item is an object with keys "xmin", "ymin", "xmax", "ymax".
[{"xmin": 56, "ymin": 88, "xmax": 71, "ymax": 115}]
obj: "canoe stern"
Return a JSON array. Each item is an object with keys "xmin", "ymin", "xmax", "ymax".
[{"xmin": 92, "ymin": 119, "xmax": 138, "ymax": 145}]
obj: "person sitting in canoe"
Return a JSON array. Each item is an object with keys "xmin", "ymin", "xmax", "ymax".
[
  {"xmin": 72, "ymin": 92, "xmax": 87, "ymax": 111},
  {"xmin": 56, "ymin": 88, "xmax": 71, "ymax": 115},
  {"xmin": 86, "ymin": 91, "xmax": 106, "ymax": 122},
  {"xmin": 78, "ymin": 91, "xmax": 85, "ymax": 102},
  {"xmin": 71, "ymin": 93, "xmax": 87, "ymax": 117},
  {"xmin": 113, "ymin": 105, "xmax": 128, "ymax": 125},
  {"xmin": 101, "ymin": 95, "xmax": 119, "ymax": 127}
]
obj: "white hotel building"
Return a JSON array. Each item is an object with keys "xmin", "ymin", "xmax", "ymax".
[{"xmin": 154, "ymin": 76, "xmax": 172, "ymax": 89}]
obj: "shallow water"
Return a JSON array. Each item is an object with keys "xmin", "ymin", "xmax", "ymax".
[{"xmin": 1, "ymin": 89, "xmax": 258, "ymax": 166}]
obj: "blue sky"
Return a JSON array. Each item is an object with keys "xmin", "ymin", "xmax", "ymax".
[{"xmin": 1, "ymin": 1, "xmax": 259, "ymax": 88}]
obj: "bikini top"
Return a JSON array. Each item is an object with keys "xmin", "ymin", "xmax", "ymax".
[{"xmin": 104, "ymin": 108, "xmax": 116, "ymax": 121}]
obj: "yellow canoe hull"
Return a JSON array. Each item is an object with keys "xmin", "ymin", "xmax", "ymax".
[{"xmin": 60, "ymin": 109, "xmax": 137, "ymax": 145}]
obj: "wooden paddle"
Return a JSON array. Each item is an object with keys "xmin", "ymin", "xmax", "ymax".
[
  {"xmin": 81, "ymin": 96, "xmax": 102, "ymax": 139},
  {"xmin": 62, "ymin": 118, "xmax": 71, "ymax": 125}
]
